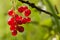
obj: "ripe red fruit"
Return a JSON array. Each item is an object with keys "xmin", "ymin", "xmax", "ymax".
[
  {"xmin": 15, "ymin": 16, "xmax": 22, "ymax": 21},
  {"xmin": 8, "ymin": 17, "xmax": 15, "ymax": 25},
  {"xmin": 26, "ymin": 17, "xmax": 31, "ymax": 22},
  {"xmin": 15, "ymin": 14, "xmax": 18, "ymax": 17},
  {"xmin": 22, "ymin": 18, "xmax": 27, "ymax": 24},
  {"xmin": 8, "ymin": 6, "xmax": 31, "ymax": 36},
  {"xmin": 18, "ymin": 6, "xmax": 28, "ymax": 13},
  {"xmin": 17, "ymin": 20, "xmax": 22, "ymax": 25},
  {"xmin": 8, "ymin": 10, "xmax": 14, "ymax": 16},
  {"xmin": 17, "ymin": 26, "xmax": 24, "ymax": 32},
  {"xmin": 24, "ymin": 9, "xmax": 31, "ymax": 16},
  {"xmin": 10, "ymin": 25, "xmax": 16, "ymax": 31},
  {"xmin": 15, "ymin": 16, "xmax": 22, "ymax": 24},
  {"xmin": 12, "ymin": 30, "xmax": 17, "ymax": 36}
]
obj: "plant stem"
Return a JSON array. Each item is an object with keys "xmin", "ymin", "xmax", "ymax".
[{"xmin": 45, "ymin": 0, "xmax": 60, "ymax": 33}]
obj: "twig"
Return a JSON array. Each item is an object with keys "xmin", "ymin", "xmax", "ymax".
[
  {"xmin": 18, "ymin": 0, "xmax": 52, "ymax": 16},
  {"xmin": 55, "ymin": 5, "xmax": 59, "ymax": 14}
]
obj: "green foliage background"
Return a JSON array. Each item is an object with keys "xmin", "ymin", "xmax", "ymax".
[{"xmin": 0, "ymin": 0, "xmax": 60, "ymax": 40}]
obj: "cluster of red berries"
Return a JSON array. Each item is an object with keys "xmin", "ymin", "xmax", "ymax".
[{"xmin": 8, "ymin": 6, "xmax": 31, "ymax": 36}]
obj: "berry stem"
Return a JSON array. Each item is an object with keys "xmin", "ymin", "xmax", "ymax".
[{"xmin": 11, "ymin": 0, "xmax": 16, "ymax": 10}]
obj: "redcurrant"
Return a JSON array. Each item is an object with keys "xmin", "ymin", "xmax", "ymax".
[
  {"xmin": 10, "ymin": 25, "xmax": 16, "ymax": 31},
  {"xmin": 15, "ymin": 16, "xmax": 22, "ymax": 21},
  {"xmin": 15, "ymin": 16, "xmax": 22, "ymax": 24},
  {"xmin": 8, "ymin": 6, "xmax": 31, "ymax": 36},
  {"xmin": 12, "ymin": 30, "xmax": 17, "ymax": 36},
  {"xmin": 22, "ymin": 18, "xmax": 27, "ymax": 24},
  {"xmin": 17, "ymin": 26, "xmax": 24, "ymax": 32},
  {"xmin": 26, "ymin": 17, "xmax": 31, "ymax": 22},
  {"xmin": 18, "ymin": 6, "xmax": 28, "ymax": 13},
  {"xmin": 8, "ymin": 9, "xmax": 14, "ymax": 16},
  {"xmin": 8, "ymin": 17, "xmax": 15, "ymax": 25},
  {"xmin": 24, "ymin": 9, "xmax": 31, "ymax": 16}
]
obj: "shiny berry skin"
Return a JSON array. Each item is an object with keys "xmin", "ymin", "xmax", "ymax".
[
  {"xmin": 17, "ymin": 26, "xmax": 24, "ymax": 32},
  {"xmin": 17, "ymin": 20, "xmax": 22, "ymax": 25},
  {"xmin": 15, "ymin": 14, "xmax": 18, "ymax": 17},
  {"xmin": 8, "ymin": 17, "xmax": 15, "ymax": 25},
  {"xmin": 15, "ymin": 16, "xmax": 22, "ymax": 21},
  {"xmin": 12, "ymin": 30, "xmax": 17, "ymax": 36},
  {"xmin": 26, "ymin": 17, "xmax": 31, "ymax": 22},
  {"xmin": 24, "ymin": 9, "xmax": 31, "ymax": 16},
  {"xmin": 22, "ymin": 18, "xmax": 27, "ymax": 24},
  {"xmin": 8, "ymin": 10, "xmax": 14, "ymax": 16},
  {"xmin": 18, "ymin": 6, "xmax": 28, "ymax": 13},
  {"xmin": 15, "ymin": 16, "xmax": 22, "ymax": 24},
  {"xmin": 10, "ymin": 25, "xmax": 16, "ymax": 31}
]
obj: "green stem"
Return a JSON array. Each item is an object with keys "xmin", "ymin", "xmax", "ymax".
[
  {"xmin": 11, "ymin": 0, "xmax": 16, "ymax": 10},
  {"xmin": 45, "ymin": 0, "xmax": 60, "ymax": 32}
]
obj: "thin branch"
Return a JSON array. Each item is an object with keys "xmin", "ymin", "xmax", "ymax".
[
  {"xmin": 55, "ymin": 5, "xmax": 59, "ymax": 14},
  {"xmin": 18, "ymin": 0, "xmax": 52, "ymax": 16}
]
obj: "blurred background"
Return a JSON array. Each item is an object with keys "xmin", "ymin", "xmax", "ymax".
[{"xmin": 0, "ymin": 0, "xmax": 60, "ymax": 40}]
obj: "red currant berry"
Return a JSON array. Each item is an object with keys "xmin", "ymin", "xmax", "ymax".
[
  {"xmin": 24, "ymin": 9, "xmax": 31, "ymax": 16},
  {"xmin": 26, "ymin": 17, "xmax": 31, "ymax": 22},
  {"xmin": 15, "ymin": 16, "xmax": 22, "ymax": 21},
  {"xmin": 8, "ymin": 17, "xmax": 16, "ymax": 25},
  {"xmin": 12, "ymin": 30, "xmax": 17, "ymax": 36},
  {"xmin": 16, "ymin": 26, "xmax": 24, "ymax": 32},
  {"xmin": 10, "ymin": 25, "xmax": 16, "ymax": 31},
  {"xmin": 8, "ymin": 9, "xmax": 14, "ymax": 16},
  {"xmin": 18, "ymin": 6, "xmax": 28, "ymax": 13},
  {"xmin": 17, "ymin": 20, "xmax": 22, "ymax": 25},
  {"xmin": 15, "ymin": 16, "xmax": 22, "ymax": 24},
  {"xmin": 22, "ymin": 18, "xmax": 27, "ymax": 24},
  {"xmin": 15, "ymin": 14, "xmax": 18, "ymax": 17}
]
